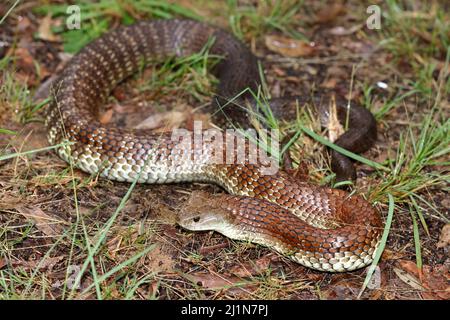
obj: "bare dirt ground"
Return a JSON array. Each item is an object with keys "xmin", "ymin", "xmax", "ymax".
[{"xmin": 0, "ymin": 1, "xmax": 448, "ymax": 300}]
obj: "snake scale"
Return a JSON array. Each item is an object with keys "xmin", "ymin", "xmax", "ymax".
[{"xmin": 46, "ymin": 19, "xmax": 383, "ymax": 272}]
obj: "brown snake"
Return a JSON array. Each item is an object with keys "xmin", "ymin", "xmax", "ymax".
[{"xmin": 46, "ymin": 19, "xmax": 383, "ymax": 272}]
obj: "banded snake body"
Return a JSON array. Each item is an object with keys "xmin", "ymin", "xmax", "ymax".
[{"xmin": 46, "ymin": 19, "xmax": 383, "ymax": 272}]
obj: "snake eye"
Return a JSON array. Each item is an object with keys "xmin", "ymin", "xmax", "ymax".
[{"xmin": 193, "ymin": 216, "xmax": 200, "ymax": 223}]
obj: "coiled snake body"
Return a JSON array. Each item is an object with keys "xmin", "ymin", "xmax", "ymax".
[{"xmin": 47, "ymin": 19, "xmax": 382, "ymax": 272}]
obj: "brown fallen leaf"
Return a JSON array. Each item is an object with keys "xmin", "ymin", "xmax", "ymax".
[
  {"xmin": 142, "ymin": 245, "xmax": 174, "ymax": 274},
  {"xmin": 37, "ymin": 14, "xmax": 60, "ymax": 42},
  {"xmin": 328, "ymin": 24, "xmax": 363, "ymax": 36},
  {"xmin": 199, "ymin": 242, "xmax": 229, "ymax": 255},
  {"xmin": 326, "ymin": 96, "xmax": 344, "ymax": 143},
  {"xmin": 436, "ymin": 223, "xmax": 450, "ymax": 248},
  {"xmin": 324, "ymin": 280, "xmax": 360, "ymax": 300},
  {"xmin": 394, "ymin": 266, "xmax": 425, "ymax": 292},
  {"xmin": 229, "ymin": 255, "xmax": 273, "ymax": 278},
  {"xmin": 396, "ymin": 260, "xmax": 450, "ymax": 300},
  {"xmin": 381, "ymin": 248, "xmax": 405, "ymax": 261},
  {"xmin": 16, "ymin": 206, "xmax": 65, "ymax": 237},
  {"xmin": 421, "ymin": 264, "xmax": 450, "ymax": 300},
  {"xmin": 10, "ymin": 46, "xmax": 50, "ymax": 86},
  {"xmin": 0, "ymin": 258, "xmax": 7, "ymax": 269},
  {"xmin": 12, "ymin": 46, "xmax": 35, "ymax": 70},
  {"xmin": 135, "ymin": 110, "xmax": 187, "ymax": 130},
  {"xmin": 16, "ymin": 16, "xmax": 32, "ymax": 33},
  {"xmin": 112, "ymin": 86, "xmax": 127, "ymax": 101},
  {"xmin": 265, "ymin": 35, "xmax": 316, "ymax": 58},
  {"xmin": 272, "ymin": 66, "xmax": 286, "ymax": 77},
  {"xmin": 397, "ymin": 260, "xmax": 423, "ymax": 278},
  {"xmin": 145, "ymin": 280, "xmax": 160, "ymax": 298},
  {"xmin": 99, "ymin": 108, "xmax": 114, "ymax": 124},
  {"xmin": 321, "ymin": 77, "xmax": 337, "ymax": 89},
  {"xmin": 315, "ymin": 2, "xmax": 345, "ymax": 24},
  {"xmin": 17, "ymin": 123, "xmax": 49, "ymax": 151},
  {"xmin": 111, "ymin": 103, "xmax": 141, "ymax": 114},
  {"xmin": 0, "ymin": 192, "xmax": 26, "ymax": 210},
  {"xmin": 34, "ymin": 255, "xmax": 65, "ymax": 272},
  {"xmin": 10, "ymin": 255, "xmax": 65, "ymax": 272},
  {"xmin": 184, "ymin": 272, "xmax": 248, "ymax": 291},
  {"xmin": 369, "ymin": 289, "xmax": 384, "ymax": 300}
]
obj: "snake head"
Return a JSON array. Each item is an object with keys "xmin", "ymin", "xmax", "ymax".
[{"xmin": 178, "ymin": 191, "xmax": 235, "ymax": 233}]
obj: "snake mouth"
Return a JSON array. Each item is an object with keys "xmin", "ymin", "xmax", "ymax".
[{"xmin": 178, "ymin": 214, "xmax": 228, "ymax": 232}]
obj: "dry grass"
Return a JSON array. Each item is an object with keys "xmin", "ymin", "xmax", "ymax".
[{"xmin": 0, "ymin": 0, "xmax": 448, "ymax": 300}]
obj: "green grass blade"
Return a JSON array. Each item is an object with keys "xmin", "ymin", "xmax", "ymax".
[
  {"xmin": 0, "ymin": 142, "xmax": 72, "ymax": 161},
  {"xmin": 357, "ymin": 193, "xmax": 394, "ymax": 299},
  {"xmin": 409, "ymin": 208, "xmax": 423, "ymax": 270},
  {"xmin": 300, "ymin": 126, "xmax": 390, "ymax": 171},
  {"xmin": 80, "ymin": 244, "xmax": 156, "ymax": 296},
  {"xmin": 69, "ymin": 172, "xmax": 141, "ymax": 297},
  {"xmin": 0, "ymin": 128, "xmax": 17, "ymax": 135}
]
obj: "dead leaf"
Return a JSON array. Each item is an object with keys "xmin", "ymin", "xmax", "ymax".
[
  {"xmin": 143, "ymin": 245, "xmax": 174, "ymax": 274},
  {"xmin": 11, "ymin": 46, "xmax": 49, "ymax": 85},
  {"xmin": 326, "ymin": 96, "xmax": 344, "ymax": 142},
  {"xmin": 16, "ymin": 206, "xmax": 65, "ymax": 237},
  {"xmin": 396, "ymin": 260, "xmax": 450, "ymax": 299},
  {"xmin": 272, "ymin": 66, "xmax": 286, "ymax": 77},
  {"xmin": 397, "ymin": 260, "xmax": 422, "ymax": 277},
  {"xmin": 328, "ymin": 25, "xmax": 363, "ymax": 36},
  {"xmin": 0, "ymin": 258, "xmax": 7, "ymax": 269},
  {"xmin": 394, "ymin": 267, "xmax": 425, "ymax": 291},
  {"xmin": 16, "ymin": 16, "xmax": 32, "ymax": 32},
  {"xmin": 135, "ymin": 111, "xmax": 187, "ymax": 130},
  {"xmin": 421, "ymin": 264, "xmax": 450, "ymax": 300},
  {"xmin": 149, "ymin": 281, "xmax": 159, "ymax": 296},
  {"xmin": 381, "ymin": 248, "xmax": 405, "ymax": 261},
  {"xmin": 199, "ymin": 242, "xmax": 229, "ymax": 255},
  {"xmin": 315, "ymin": 2, "xmax": 345, "ymax": 24},
  {"xmin": 112, "ymin": 87, "xmax": 127, "ymax": 101},
  {"xmin": 111, "ymin": 104, "xmax": 139, "ymax": 114},
  {"xmin": 265, "ymin": 35, "xmax": 316, "ymax": 58},
  {"xmin": 11, "ymin": 46, "xmax": 37, "ymax": 85},
  {"xmin": 185, "ymin": 112, "xmax": 212, "ymax": 130},
  {"xmin": 18, "ymin": 123, "xmax": 49, "ymax": 151},
  {"xmin": 141, "ymin": 281, "xmax": 159, "ymax": 298},
  {"xmin": 436, "ymin": 223, "xmax": 450, "ymax": 248},
  {"xmin": 321, "ymin": 77, "xmax": 337, "ymax": 89},
  {"xmin": 37, "ymin": 14, "xmax": 60, "ymax": 42},
  {"xmin": 99, "ymin": 108, "xmax": 114, "ymax": 124},
  {"xmin": 229, "ymin": 255, "xmax": 273, "ymax": 278},
  {"xmin": 369, "ymin": 289, "xmax": 384, "ymax": 300},
  {"xmin": 185, "ymin": 272, "xmax": 246, "ymax": 290},
  {"xmin": 37, "ymin": 255, "xmax": 65, "ymax": 272},
  {"xmin": 10, "ymin": 255, "xmax": 64, "ymax": 272},
  {"xmin": 324, "ymin": 281, "xmax": 360, "ymax": 300}
]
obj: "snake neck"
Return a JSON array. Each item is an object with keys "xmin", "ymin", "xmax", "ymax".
[{"xmin": 180, "ymin": 191, "xmax": 382, "ymax": 272}]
